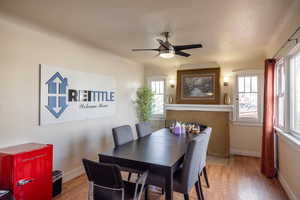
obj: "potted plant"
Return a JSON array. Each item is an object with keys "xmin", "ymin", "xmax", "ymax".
[{"xmin": 135, "ymin": 86, "xmax": 154, "ymax": 122}]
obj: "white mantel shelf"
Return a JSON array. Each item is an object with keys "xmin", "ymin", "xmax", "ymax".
[{"xmin": 165, "ymin": 104, "xmax": 233, "ymax": 112}]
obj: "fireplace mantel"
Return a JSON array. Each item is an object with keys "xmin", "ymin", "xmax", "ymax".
[
  {"xmin": 165, "ymin": 104, "xmax": 233, "ymax": 112},
  {"xmin": 165, "ymin": 104, "xmax": 233, "ymax": 157}
]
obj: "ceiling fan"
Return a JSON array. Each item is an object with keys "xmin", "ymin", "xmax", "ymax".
[{"xmin": 132, "ymin": 32, "xmax": 202, "ymax": 58}]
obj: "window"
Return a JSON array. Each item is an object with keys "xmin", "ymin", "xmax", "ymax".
[
  {"xmin": 275, "ymin": 59, "xmax": 286, "ymax": 128},
  {"xmin": 148, "ymin": 77, "xmax": 166, "ymax": 118},
  {"xmin": 290, "ymin": 51, "xmax": 300, "ymax": 135},
  {"xmin": 234, "ymin": 71, "xmax": 263, "ymax": 123},
  {"xmin": 275, "ymin": 44, "xmax": 300, "ymax": 139}
]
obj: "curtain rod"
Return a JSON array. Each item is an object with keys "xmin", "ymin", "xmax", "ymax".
[{"xmin": 272, "ymin": 25, "xmax": 300, "ymax": 59}]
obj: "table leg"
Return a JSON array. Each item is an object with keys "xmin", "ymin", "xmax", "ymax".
[{"xmin": 165, "ymin": 168, "xmax": 173, "ymax": 200}]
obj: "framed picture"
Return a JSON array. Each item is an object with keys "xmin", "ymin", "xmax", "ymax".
[{"xmin": 176, "ymin": 68, "xmax": 220, "ymax": 104}]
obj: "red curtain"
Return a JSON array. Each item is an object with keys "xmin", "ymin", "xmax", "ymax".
[{"xmin": 261, "ymin": 59, "xmax": 276, "ymax": 178}]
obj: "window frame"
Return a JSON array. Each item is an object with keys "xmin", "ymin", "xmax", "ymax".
[
  {"xmin": 275, "ymin": 58, "xmax": 289, "ymax": 131},
  {"xmin": 147, "ymin": 76, "xmax": 166, "ymax": 120},
  {"xmin": 233, "ymin": 70, "xmax": 264, "ymax": 125},
  {"xmin": 275, "ymin": 43, "xmax": 300, "ymax": 140},
  {"xmin": 288, "ymin": 46, "xmax": 300, "ymax": 138}
]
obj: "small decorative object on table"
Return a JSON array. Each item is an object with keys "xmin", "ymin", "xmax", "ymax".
[
  {"xmin": 169, "ymin": 121, "xmax": 207, "ymax": 135},
  {"xmin": 171, "ymin": 121, "xmax": 183, "ymax": 135}
]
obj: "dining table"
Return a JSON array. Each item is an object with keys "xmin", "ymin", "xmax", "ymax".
[{"xmin": 98, "ymin": 128, "xmax": 199, "ymax": 200}]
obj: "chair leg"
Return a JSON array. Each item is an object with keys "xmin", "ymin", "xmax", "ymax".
[
  {"xmin": 203, "ymin": 166, "xmax": 210, "ymax": 188},
  {"xmin": 145, "ymin": 185, "xmax": 148, "ymax": 200},
  {"xmin": 184, "ymin": 193, "xmax": 190, "ymax": 200},
  {"xmin": 198, "ymin": 177, "xmax": 204, "ymax": 200},
  {"xmin": 198, "ymin": 173, "xmax": 201, "ymax": 187},
  {"xmin": 195, "ymin": 182, "xmax": 202, "ymax": 200},
  {"xmin": 127, "ymin": 172, "xmax": 132, "ymax": 181},
  {"xmin": 88, "ymin": 181, "xmax": 93, "ymax": 200}
]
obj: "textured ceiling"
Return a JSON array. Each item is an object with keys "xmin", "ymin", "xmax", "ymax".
[{"xmin": 0, "ymin": 0, "xmax": 294, "ymax": 67}]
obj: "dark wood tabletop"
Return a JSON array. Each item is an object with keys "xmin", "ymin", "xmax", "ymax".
[{"xmin": 99, "ymin": 128, "xmax": 198, "ymax": 200}]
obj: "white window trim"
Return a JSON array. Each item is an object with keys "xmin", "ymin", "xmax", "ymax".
[
  {"xmin": 147, "ymin": 76, "xmax": 166, "ymax": 120},
  {"xmin": 287, "ymin": 44, "xmax": 300, "ymax": 137},
  {"xmin": 275, "ymin": 57, "xmax": 290, "ymax": 132},
  {"xmin": 275, "ymin": 127, "xmax": 300, "ymax": 153},
  {"xmin": 274, "ymin": 42, "xmax": 300, "ymax": 142},
  {"xmin": 232, "ymin": 69, "xmax": 264, "ymax": 125}
]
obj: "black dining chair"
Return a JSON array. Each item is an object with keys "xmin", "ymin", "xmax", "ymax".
[
  {"xmin": 135, "ymin": 122, "xmax": 152, "ymax": 138},
  {"xmin": 198, "ymin": 127, "xmax": 212, "ymax": 192},
  {"xmin": 145, "ymin": 132, "xmax": 211, "ymax": 200},
  {"xmin": 112, "ymin": 125, "xmax": 140, "ymax": 181},
  {"xmin": 82, "ymin": 159, "xmax": 148, "ymax": 200}
]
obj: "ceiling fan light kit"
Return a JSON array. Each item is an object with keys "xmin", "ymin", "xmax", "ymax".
[
  {"xmin": 132, "ymin": 32, "xmax": 202, "ymax": 59},
  {"xmin": 159, "ymin": 49, "xmax": 175, "ymax": 59}
]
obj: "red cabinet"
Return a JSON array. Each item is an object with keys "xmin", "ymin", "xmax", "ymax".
[{"xmin": 0, "ymin": 143, "xmax": 53, "ymax": 200}]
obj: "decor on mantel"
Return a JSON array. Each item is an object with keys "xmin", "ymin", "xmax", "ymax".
[
  {"xmin": 165, "ymin": 104, "xmax": 233, "ymax": 112},
  {"xmin": 223, "ymin": 93, "xmax": 231, "ymax": 105},
  {"xmin": 176, "ymin": 68, "xmax": 220, "ymax": 104},
  {"xmin": 135, "ymin": 87, "xmax": 154, "ymax": 122},
  {"xmin": 167, "ymin": 95, "xmax": 174, "ymax": 104},
  {"xmin": 223, "ymin": 76, "xmax": 231, "ymax": 105}
]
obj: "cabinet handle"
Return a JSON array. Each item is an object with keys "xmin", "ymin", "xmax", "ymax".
[{"xmin": 17, "ymin": 179, "xmax": 34, "ymax": 186}]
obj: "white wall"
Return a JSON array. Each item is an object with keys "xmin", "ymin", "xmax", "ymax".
[
  {"xmin": 144, "ymin": 61, "xmax": 264, "ymax": 157},
  {"xmin": 277, "ymin": 134, "xmax": 300, "ymax": 200},
  {"xmin": 230, "ymin": 124, "xmax": 262, "ymax": 157},
  {"xmin": 0, "ymin": 14, "xmax": 144, "ymax": 181}
]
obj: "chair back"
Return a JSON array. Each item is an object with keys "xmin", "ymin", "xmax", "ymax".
[
  {"xmin": 82, "ymin": 159, "xmax": 124, "ymax": 200},
  {"xmin": 199, "ymin": 127, "xmax": 212, "ymax": 170},
  {"xmin": 181, "ymin": 128, "xmax": 211, "ymax": 191},
  {"xmin": 82, "ymin": 159, "xmax": 124, "ymax": 189},
  {"xmin": 112, "ymin": 125, "xmax": 134, "ymax": 147},
  {"xmin": 135, "ymin": 122, "xmax": 152, "ymax": 138}
]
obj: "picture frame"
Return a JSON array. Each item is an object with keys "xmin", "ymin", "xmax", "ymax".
[{"xmin": 176, "ymin": 68, "xmax": 220, "ymax": 104}]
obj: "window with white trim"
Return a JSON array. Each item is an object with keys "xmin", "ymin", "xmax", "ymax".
[
  {"xmin": 289, "ymin": 51, "xmax": 300, "ymax": 136},
  {"xmin": 148, "ymin": 77, "xmax": 166, "ymax": 118},
  {"xmin": 275, "ymin": 59, "xmax": 286, "ymax": 129},
  {"xmin": 234, "ymin": 71, "xmax": 263, "ymax": 123},
  {"xmin": 275, "ymin": 44, "xmax": 300, "ymax": 139}
]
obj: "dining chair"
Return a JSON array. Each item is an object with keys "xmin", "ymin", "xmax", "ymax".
[
  {"xmin": 135, "ymin": 122, "xmax": 152, "ymax": 138},
  {"xmin": 198, "ymin": 127, "xmax": 212, "ymax": 192},
  {"xmin": 145, "ymin": 133, "xmax": 210, "ymax": 200},
  {"xmin": 112, "ymin": 125, "xmax": 139, "ymax": 181},
  {"xmin": 82, "ymin": 159, "xmax": 148, "ymax": 200},
  {"xmin": 112, "ymin": 125, "xmax": 134, "ymax": 146}
]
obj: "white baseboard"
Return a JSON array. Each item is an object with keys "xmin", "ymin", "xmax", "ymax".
[
  {"xmin": 63, "ymin": 166, "xmax": 85, "ymax": 183},
  {"xmin": 278, "ymin": 172, "xmax": 297, "ymax": 200},
  {"xmin": 230, "ymin": 148, "xmax": 261, "ymax": 158}
]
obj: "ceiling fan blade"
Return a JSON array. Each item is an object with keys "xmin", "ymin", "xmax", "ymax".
[
  {"xmin": 132, "ymin": 48, "xmax": 159, "ymax": 51},
  {"xmin": 156, "ymin": 39, "xmax": 169, "ymax": 49},
  {"xmin": 175, "ymin": 51, "xmax": 191, "ymax": 57},
  {"xmin": 173, "ymin": 44, "xmax": 203, "ymax": 51}
]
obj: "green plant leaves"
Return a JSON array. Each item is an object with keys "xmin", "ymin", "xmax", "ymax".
[{"xmin": 135, "ymin": 87, "xmax": 154, "ymax": 122}]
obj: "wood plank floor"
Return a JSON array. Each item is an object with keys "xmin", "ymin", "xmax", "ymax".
[{"xmin": 54, "ymin": 156, "xmax": 288, "ymax": 200}]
